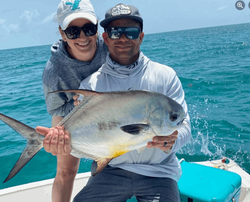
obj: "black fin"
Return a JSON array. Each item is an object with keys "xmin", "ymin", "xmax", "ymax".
[
  {"xmin": 91, "ymin": 158, "xmax": 112, "ymax": 176},
  {"xmin": 91, "ymin": 161, "xmax": 98, "ymax": 176},
  {"xmin": 120, "ymin": 124, "xmax": 150, "ymax": 135}
]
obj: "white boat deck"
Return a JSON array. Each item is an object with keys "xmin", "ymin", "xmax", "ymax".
[
  {"xmin": 0, "ymin": 159, "xmax": 250, "ymax": 202},
  {"xmin": 0, "ymin": 172, "xmax": 91, "ymax": 202}
]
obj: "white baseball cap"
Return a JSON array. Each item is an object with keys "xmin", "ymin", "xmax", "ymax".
[{"xmin": 57, "ymin": 0, "xmax": 97, "ymax": 30}]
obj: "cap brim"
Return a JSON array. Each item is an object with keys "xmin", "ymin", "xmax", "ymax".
[
  {"xmin": 100, "ymin": 16, "xmax": 143, "ymax": 28},
  {"xmin": 61, "ymin": 13, "xmax": 97, "ymax": 30}
]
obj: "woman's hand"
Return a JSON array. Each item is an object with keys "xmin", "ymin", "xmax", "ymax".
[{"xmin": 73, "ymin": 94, "xmax": 80, "ymax": 106}]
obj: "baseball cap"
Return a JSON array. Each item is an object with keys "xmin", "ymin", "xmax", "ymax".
[
  {"xmin": 57, "ymin": 0, "xmax": 97, "ymax": 30},
  {"xmin": 100, "ymin": 3, "xmax": 143, "ymax": 29}
]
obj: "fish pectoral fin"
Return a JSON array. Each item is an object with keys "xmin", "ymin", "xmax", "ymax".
[
  {"xmin": 91, "ymin": 158, "xmax": 113, "ymax": 176},
  {"xmin": 120, "ymin": 124, "xmax": 150, "ymax": 135}
]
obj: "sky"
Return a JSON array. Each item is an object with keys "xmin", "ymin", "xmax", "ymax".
[{"xmin": 0, "ymin": 0, "xmax": 249, "ymax": 50}]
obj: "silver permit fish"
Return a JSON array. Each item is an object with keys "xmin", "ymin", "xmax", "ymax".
[{"xmin": 0, "ymin": 90, "xmax": 186, "ymax": 182}]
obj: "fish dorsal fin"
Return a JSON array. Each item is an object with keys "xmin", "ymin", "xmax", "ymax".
[
  {"xmin": 91, "ymin": 158, "xmax": 113, "ymax": 176},
  {"xmin": 50, "ymin": 89, "xmax": 101, "ymax": 97},
  {"xmin": 120, "ymin": 124, "xmax": 150, "ymax": 135},
  {"xmin": 51, "ymin": 90, "xmax": 102, "ymax": 126}
]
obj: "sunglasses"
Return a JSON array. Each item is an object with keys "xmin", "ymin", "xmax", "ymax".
[
  {"xmin": 105, "ymin": 27, "xmax": 141, "ymax": 40},
  {"xmin": 64, "ymin": 23, "xmax": 97, "ymax": 39}
]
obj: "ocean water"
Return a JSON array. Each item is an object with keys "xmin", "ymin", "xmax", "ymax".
[{"xmin": 0, "ymin": 23, "xmax": 249, "ymax": 191}]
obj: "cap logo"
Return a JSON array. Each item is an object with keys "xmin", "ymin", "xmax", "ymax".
[
  {"xmin": 111, "ymin": 4, "xmax": 131, "ymax": 16},
  {"xmin": 65, "ymin": 0, "xmax": 81, "ymax": 11}
]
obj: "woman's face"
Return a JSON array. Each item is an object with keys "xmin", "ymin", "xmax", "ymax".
[{"xmin": 60, "ymin": 18, "xmax": 98, "ymax": 62}]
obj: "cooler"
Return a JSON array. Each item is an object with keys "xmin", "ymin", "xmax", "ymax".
[{"xmin": 178, "ymin": 160, "xmax": 242, "ymax": 202}]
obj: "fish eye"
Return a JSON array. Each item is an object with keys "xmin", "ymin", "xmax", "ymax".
[{"xmin": 170, "ymin": 113, "xmax": 178, "ymax": 122}]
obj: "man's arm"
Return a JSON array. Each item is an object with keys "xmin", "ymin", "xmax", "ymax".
[{"xmin": 147, "ymin": 72, "xmax": 192, "ymax": 153}]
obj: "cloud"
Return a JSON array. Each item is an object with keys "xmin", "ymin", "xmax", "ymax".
[
  {"xmin": 0, "ymin": 19, "xmax": 8, "ymax": 34},
  {"xmin": 41, "ymin": 12, "xmax": 56, "ymax": 24},
  {"xmin": 8, "ymin": 24, "xmax": 19, "ymax": 32},
  {"xmin": 0, "ymin": 19, "xmax": 6, "ymax": 26},
  {"xmin": 0, "ymin": 18, "xmax": 19, "ymax": 34},
  {"xmin": 19, "ymin": 10, "xmax": 39, "ymax": 24},
  {"xmin": 217, "ymin": 5, "xmax": 228, "ymax": 10},
  {"xmin": 0, "ymin": 9, "xmax": 56, "ymax": 39}
]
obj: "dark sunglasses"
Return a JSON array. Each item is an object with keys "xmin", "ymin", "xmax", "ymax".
[
  {"xmin": 64, "ymin": 23, "xmax": 97, "ymax": 39},
  {"xmin": 105, "ymin": 27, "xmax": 141, "ymax": 40}
]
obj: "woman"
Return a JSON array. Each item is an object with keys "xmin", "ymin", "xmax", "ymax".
[
  {"xmin": 43, "ymin": 0, "xmax": 108, "ymax": 118},
  {"xmin": 40, "ymin": 0, "xmax": 108, "ymax": 201}
]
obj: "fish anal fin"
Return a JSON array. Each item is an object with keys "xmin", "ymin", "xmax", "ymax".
[
  {"xmin": 91, "ymin": 158, "xmax": 113, "ymax": 176},
  {"xmin": 50, "ymin": 89, "xmax": 101, "ymax": 97},
  {"xmin": 120, "ymin": 124, "xmax": 150, "ymax": 135}
]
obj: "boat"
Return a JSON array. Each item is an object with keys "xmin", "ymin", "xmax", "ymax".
[
  {"xmin": 193, "ymin": 158, "xmax": 250, "ymax": 202},
  {"xmin": 178, "ymin": 158, "xmax": 250, "ymax": 202},
  {"xmin": 0, "ymin": 158, "xmax": 249, "ymax": 202}
]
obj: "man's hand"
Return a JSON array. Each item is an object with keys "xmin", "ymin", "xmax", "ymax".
[
  {"xmin": 147, "ymin": 130, "xmax": 178, "ymax": 153},
  {"xmin": 35, "ymin": 126, "xmax": 72, "ymax": 156}
]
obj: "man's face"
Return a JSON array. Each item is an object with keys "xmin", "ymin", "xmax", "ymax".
[{"xmin": 102, "ymin": 19, "xmax": 144, "ymax": 66}]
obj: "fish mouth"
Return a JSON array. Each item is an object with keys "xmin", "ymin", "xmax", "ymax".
[{"xmin": 177, "ymin": 119, "xmax": 185, "ymax": 126}]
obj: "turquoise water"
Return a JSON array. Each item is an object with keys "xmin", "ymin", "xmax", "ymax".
[{"xmin": 0, "ymin": 23, "xmax": 249, "ymax": 191}]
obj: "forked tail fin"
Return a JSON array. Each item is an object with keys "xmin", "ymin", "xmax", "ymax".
[{"xmin": 0, "ymin": 113, "xmax": 44, "ymax": 182}]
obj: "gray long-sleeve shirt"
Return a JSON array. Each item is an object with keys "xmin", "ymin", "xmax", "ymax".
[{"xmin": 42, "ymin": 36, "xmax": 108, "ymax": 117}]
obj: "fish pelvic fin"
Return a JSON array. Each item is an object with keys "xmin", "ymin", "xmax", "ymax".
[
  {"xmin": 91, "ymin": 158, "xmax": 113, "ymax": 176},
  {"xmin": 120, "ymin": 124, "xmax": 150, "ymax": 135},
  {"xmin": 0, "ymin": 113, "xmax": 44, "ymax": 182}
]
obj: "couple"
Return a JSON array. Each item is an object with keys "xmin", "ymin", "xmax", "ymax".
[{"xmin": 39, "ymin": 0, "xmax": 191, "ymax": 201}]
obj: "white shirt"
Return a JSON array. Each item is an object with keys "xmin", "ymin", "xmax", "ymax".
[{"xmin": 79, "ymin": 52, "xmax": 191, "ymax": 182}]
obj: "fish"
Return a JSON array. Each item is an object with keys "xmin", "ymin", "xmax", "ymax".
[{"xmin": 0, "ymin": 89, "xmax": 186, "ymax": 182}]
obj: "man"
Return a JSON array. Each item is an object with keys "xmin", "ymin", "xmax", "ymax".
[
  {"xmin": 37, "ymin": 3, "xmax": 191, "ymax": 202},
  {"xmin": 75, "ymin": 3, "xmax": 191, "ymax": 202}
]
